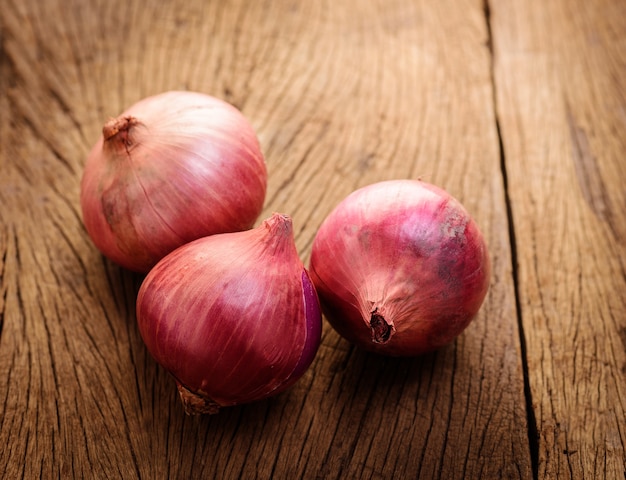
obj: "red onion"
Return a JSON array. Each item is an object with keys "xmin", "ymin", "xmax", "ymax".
[
  {"xmin": 80, "ymin": 91, "xmax": 267, "ymax": 272},
  {"xmin": 309, "ymin": 180, "xmax": 490, "ymax": 356},
  {"xmin": 136, "ymin": 213, "xmax": 322, "ymax": 414}
]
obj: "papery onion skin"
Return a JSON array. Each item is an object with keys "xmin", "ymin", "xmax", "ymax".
[
  {"xmin": 136, "ymin": 213, "xmax": 322, "ymax": 414},
  {"xmin": 309, "ymin": 179, "xmax": 490, "ymax": 356},
  {"xmin": 80, "ymin": 90, "xmax": 267, "ymax": 272}
]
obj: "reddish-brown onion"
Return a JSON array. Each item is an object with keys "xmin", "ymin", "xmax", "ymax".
[
  {"xmin": 80, "ymin": 90, "xmax": 267, "ymax": 272},
  {"xmin": 309, "ymin": 180, "xmax": 490, "ymax": 356},
  {"xmin": 136, "ymin": 213, "xmax": 322, "ymax": 414}
]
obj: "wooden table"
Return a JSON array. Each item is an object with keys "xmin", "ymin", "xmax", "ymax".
[{"xmin": 1, "ymin": 0, "xmax": 624, "ymax": 478}]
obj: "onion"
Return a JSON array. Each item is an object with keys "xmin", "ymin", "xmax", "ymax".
[
  {"xmin": 136, "ymin": 213, "xmax": 322, "ymax": 414},
  {"xmin": 309, "ymin": 180, "xmax": 490, "ymax": 356},
  {"xmin": 80, "ymin": 91, "xmax": 267, "ymax": 272}
]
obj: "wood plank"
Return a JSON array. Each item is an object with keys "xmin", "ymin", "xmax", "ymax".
[
  {"xmin": 491, "ymin": 0, "xmax": 626, "ymax": 477},
  {"xmin": 1, "ymin": 0, "xmax": 531, "ymax": 478}
]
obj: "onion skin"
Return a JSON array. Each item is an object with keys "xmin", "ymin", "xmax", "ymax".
[
  {"xmin": 136, "ymin": 213, "xmax": 322, "ymax": 414},
  {"xmin": 80, "ymin": 91, "xmax": 267, "ymax": 272},
  {"xmin": 309, "ymin": 180, "xmax": 490, "ymax": 356}
]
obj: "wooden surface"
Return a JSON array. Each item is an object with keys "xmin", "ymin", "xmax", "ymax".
[{"xmin": 0, "ymin": 0, "xmax": 623, "ymax": 478}]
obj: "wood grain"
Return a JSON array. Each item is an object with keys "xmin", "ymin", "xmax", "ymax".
[
  {"xmin": 2, "ymin": 0, "xmax": 622, "ymax": 478},
  {"xmin": 492, "ymin": 0, "xmax": 626, "ymax": 478}
]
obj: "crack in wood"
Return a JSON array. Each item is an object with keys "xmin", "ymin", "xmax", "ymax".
[{"xmin": 483, "ymin": 1, "xmax": 540, "ymax": 478}]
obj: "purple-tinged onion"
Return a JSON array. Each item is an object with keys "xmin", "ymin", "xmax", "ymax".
[
  {"xmin": 310, "ymin": 179, "xmax": 490, "ymax": 356},
  {"xmin": 80, "ymin": 90, "xmax": 267, "ymax": 272},
  {"xmin": 136, "ymin": 213, "xmax": 322, "ymax": 414}
]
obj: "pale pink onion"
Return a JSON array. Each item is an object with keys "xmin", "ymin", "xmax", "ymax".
[{"xmin": 80, "ymin": 91, "xmax": 267, "ymax": 272}]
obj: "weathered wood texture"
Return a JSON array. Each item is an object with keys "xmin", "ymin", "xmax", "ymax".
[
  {"xmin": 0, "ymin": 0, "xmax": 622, "ymax": 478},
  {"xmin": 492, "ymin": 0, "xmax": 626, "ymax": 478}
]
